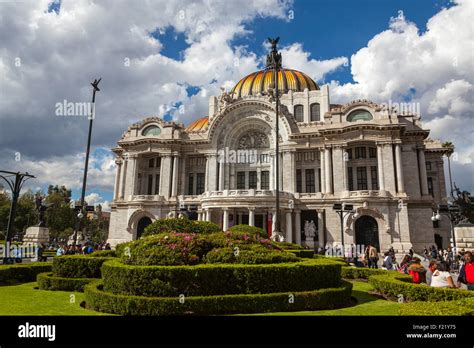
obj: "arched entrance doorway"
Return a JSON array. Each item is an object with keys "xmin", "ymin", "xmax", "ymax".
[
  {"xmin": 355, "ymin": 215, "xmax": 380, "ymax": 251},
  {"xmin": 136, "ymin": 217, "xmax": 152, "ymax": 239}
]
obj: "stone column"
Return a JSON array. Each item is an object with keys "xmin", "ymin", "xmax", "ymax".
[
  {"xmin": 180, "ymin": 155, "xmax": 187, "ymax": 195},
  {"xmin": 380, "ymin": 143, "xmax": 396, "ymax": 192},
  {"xmin": 270, "ymin": 153, "xmax": 274, "ymax": 190},
  {"xmin": 249, "ymin": 208, "xmax": 255, "ymax": 227},
  {"xmin": 222, "ymin": 208, "xmax": 229, "ymax": 231},
  {"xmin": 377, "ymin": 144, "xmax": 385, "ymax": 191},
  {"xmin": 204, "ymin": 156, "xmax": 209, "ymax": 192},
  {"xmin": 286, "ymin": 211, "xmax": 293, "ymax": 243},
  {"xmin": 159, "ymin": 155, "xmax": 172, "ymax": 198},
  {"xmin": 282, "ymin": 151, "xmax": 295, "ymax": 192},
  {"xmin": 125, "ymin": 155, "xmax": 138, "ymax": 200},
  {"xmin": 257, "ymin": 167, "xmax": 262, "ymax": 190},
  {"xmin": 418, "ymin": 148, "xmax": 429, "ymax": 196},
  {"xmin": 113, "ymin": 159, "xmax": 122, "ymax": 201},
  {"xmin": 294, "ymin": 210, "xmax": 301, "ymax": 245},
  {"xmin": 119, "ymin": 157, "xmax": 127, "ymax": 199},
  {"xmin": 207, "ymin": 154, "xmax": 218, "ymax": 191},
  {"xmin": 317, "ymin": 209, "xmax": 325, "ymax": 248},
  {"xmin": 324, "ymin": 147, "xmax": 332, "ymax": 194},
  {"xmin": 395, "ymin": 143, "xmax": 405, "ymax": 194},
  {"xmin": 332, "ymin": 146, "xmax": 347, "ymax": 193},
  {"xmin": 320, "ymin": 149, "xmax": 326, "ymax": 193},
  {"xmin": 205, "ymin": 209, "xmax": 211, "ymax": 222},
  {"xmin": 219, "ymin": 158, "xmax": 225, "ymax": 191},
  {"xmin": 171, "ymin": 155, "xmax": 179, "ymax": 197}
]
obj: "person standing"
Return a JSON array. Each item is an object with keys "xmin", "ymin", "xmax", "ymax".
[
  {"xmin": 458, "ymin": 252, "xmax": 474, "ymax": 290},
  {"xmin": 369, "ymin": 245, "xmax": 379, "ymax": 269},
  {"xmin": 423, "ymin": 246, "xmax": 429, "ymax": 261}
]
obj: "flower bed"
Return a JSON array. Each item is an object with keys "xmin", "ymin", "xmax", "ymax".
[
  {"xmin": 84, "ymin": 279, "xmax": 353, "ymax": 316},
  {"xmin": 101, "ymin": 258, "xmax": 344, "ymax": 297}
]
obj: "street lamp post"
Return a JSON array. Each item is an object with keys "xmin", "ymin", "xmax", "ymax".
[
  {"xmin": 267, "ymin": 37, "xmax": 284, "ymax": 241},
  {"xmin": 333, "ymin": 203, "xmax": 359, "ymax": 258},
  {"xmin": 73, "ymin": 78, "xmax": 101, "ymax": 247}
]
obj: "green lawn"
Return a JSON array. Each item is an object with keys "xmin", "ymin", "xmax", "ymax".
[
  {"xmin": 0, "ymin": 280, "xmax": 399, "ymax": 316},
  {"xmin": 0, "ymin": 282, "xmax": 109, "ymax": 316},
  {"xmin": 245, "ymin": 281, "xmax": 400, "ymax": 316}
]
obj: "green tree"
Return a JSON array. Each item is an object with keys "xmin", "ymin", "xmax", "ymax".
[{"xmin": 44, "ymin": 185, "xmax": 75, "ymax": 240}]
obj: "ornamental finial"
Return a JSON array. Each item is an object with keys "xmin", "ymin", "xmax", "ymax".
[{"xmin": 266, "ymin": 37, "xmax": 282, "ymax": 70}]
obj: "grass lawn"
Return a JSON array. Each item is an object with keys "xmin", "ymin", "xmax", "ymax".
[
  {"xmin": 0, "ymin": 282, "xmax": 109, "ymax": 316},
  {"xmin": 0, "ymin": 280, "xmax": 398, "ymax": 316},
  {"xmin": 245, "ymin": 281, "xmax": 400, "ymax": 316}
]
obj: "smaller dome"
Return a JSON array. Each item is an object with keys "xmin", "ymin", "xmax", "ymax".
[
  {"xmin": 231, "ymin": 68, "xmax": 319, "ymax": 98},
  {"xmin": 186, "ymin": 116, "xmax": 208, "ymax": 132},
  {"xmin": 142, "ymin": 125, "xmax": 161, "ymax": 136}
]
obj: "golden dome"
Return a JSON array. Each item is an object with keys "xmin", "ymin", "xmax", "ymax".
[
  {"xmin": 231, "ymin": 68, "xmax": 319, "ymax": 98},
  {"xmin": 186, "ymin": 116, "xmax": 208, "ymax": 132}
]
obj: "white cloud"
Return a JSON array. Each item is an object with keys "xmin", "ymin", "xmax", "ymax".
[{"xmin": 328, "ymin": 0, "xmax": 474, "ymax": 192}]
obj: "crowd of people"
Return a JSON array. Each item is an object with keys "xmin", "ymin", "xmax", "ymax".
[{"xmin": 354, "ymin": 244, "xmax": 474, "ymax": 291}]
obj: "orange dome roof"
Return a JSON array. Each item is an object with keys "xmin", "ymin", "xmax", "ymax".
[
  {"xmin": 231, "ymin": 68, "xmax": 319, "ymax": 98},
  {"xmin": 186, "ymin": 116, "xmax": 209, "ymax": 132}
]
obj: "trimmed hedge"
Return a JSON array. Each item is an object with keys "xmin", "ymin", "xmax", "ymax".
[
  {"xmin": 341, "ymin": 266, "xmax": 388, "ymax": 280},
  {"xmin": 203, "ymin": 246, "xmax": 299, "ymax": 264},
  {"xmin": 368, "ymin": 272, "xmax": 474, "ymax": 302},
  {"xmin": 0, "ymin": 262, "xmax": 52, "ymax": 284},
  {"xmin": 53, "ymin": 255, "xmax": 114, "ymax": 278},
  {"xmin": 143, "ymin": 218, "xmax": 221, "ymax": 237},
  {"xmin": 101, "ymin": 258, "xmax": 343, "ymax": 297},
  {"xmin": 287, "ymin": 250, "xmax": 315, "ymax": 259},
  {"xmin": 85, "ymin": 279, "xmax": 353, "ymax": 316},
  {"xmin": 90, "ymin": 250, "xmax": 116, "ymax": 257},
  {"xmin": 399, "ymin": 298, "xmax": 474, "ymax": 316},
  {"xmin": 228, "ymin": 224, "xmax": 266, "ymax": 238},
  {"xmin": 37, "ymin": 272, "xmax": 95, "ymax": 292}
]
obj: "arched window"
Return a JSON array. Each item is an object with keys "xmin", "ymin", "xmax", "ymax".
[
  {"xmin": 142, "ymin": 125, "xmax": 161, "ymax": 136},
  {"xmin": 310, "ymin": 103, "xmax": 320, "ymax": 121},
  {"xmin": 294, "ymin": 104, "xmax": 304, "ymax": 122},
  {"xmin": 346, "ymin": 109, "xmax": 373, "ymax": 122}
]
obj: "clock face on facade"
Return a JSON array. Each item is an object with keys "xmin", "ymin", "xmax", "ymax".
[{"xmin": 142, "ymin": 125, "xmax": 161, "ymax": 136}]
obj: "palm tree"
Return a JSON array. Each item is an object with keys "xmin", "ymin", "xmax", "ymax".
[{"xmin": 442, "ymin": 141, "xmax": 455, "ymax": 198}]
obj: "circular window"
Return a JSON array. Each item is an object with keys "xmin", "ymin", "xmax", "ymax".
[
  {"xmin": 347, "ymin": 109, "xmax": 373, "ymax": 122},
  {"xmin": 142, "ymin": 125, "xmax": 161, "ymax": 136}
]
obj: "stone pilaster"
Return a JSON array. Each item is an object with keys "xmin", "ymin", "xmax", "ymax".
[
  {"xmin": 113, "ymin": 159, "xmax": 122, "ymax": 201},
  {"xmin": 294, "ymin": 210, "xmax": 301, "ymax": 245},
  {"xmin": 159, "ymin": 155, "xmax": 172, "ymax": 198},
  {"xmin": 418, "ymin": 147, "xmax": 429, "ymax": 196},
  {"xmin": 395, "ymin": 143, "xmax": 405, "ymax": 194},
  {"xmin": 171, "ymin": 155, "xmax": 179, "ymax": 197},
  {"xmin": 286, "ymin": 211, "xmax": 293, "ymax": 243},
  {"xmin": 324, "ymin": 147, "xmax": 332, "ymax": 194}
]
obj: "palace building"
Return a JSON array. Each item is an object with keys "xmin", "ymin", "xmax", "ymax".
[{"xmin": 107, "ymin": 49, "xmax": 451, "ymax": 253}]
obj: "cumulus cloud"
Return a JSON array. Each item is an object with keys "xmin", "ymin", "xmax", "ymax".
[{"xmin": 328, "ymin": 0, "xmax": 474, "ymax": 191}]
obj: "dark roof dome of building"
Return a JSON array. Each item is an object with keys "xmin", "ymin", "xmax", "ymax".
[{"xmin": 231, "ymin": 68, "xmax": 319, "ymax": 98}]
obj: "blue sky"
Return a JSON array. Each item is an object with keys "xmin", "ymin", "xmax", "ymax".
[{"xmin": 1, "ymin": 0, "xmax": 472, "ymax": 209}]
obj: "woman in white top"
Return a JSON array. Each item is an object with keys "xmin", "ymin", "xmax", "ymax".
[{"xmin": 429, "ymin": 261, "xmax": 456, "ymax": 288}]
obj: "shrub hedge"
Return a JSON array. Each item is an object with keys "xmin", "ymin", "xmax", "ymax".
[
  {"xmin": 341, "ymin": 267, "xmax": 388, "ymax": 279},
  {"xmin": 399, "ymin": 298, "xmax": 474, "ymax": 316},
  {"xmin": 90, "ymin": 250, "xmax": 116, "ymax": 258},
  {"xmin": 368, "ymin": 272, "xmax": 474, "ymax": 302},
  {"xmin": 203, "ymin": 246, "xmax": 299, "ymax": 264},
  {"xmin": 287, "ymin": 250, "xmax": 314, "ymax": 259},
  {"xmin": 85, "ymin": 280, "xmax": 353, "ymax": 316},
  {"xmin": 0, "ymin": 262, "xmax": 52, "ymax": 284},
  {"xmin": 143, "ymin": 218, "xmax": 221, "ymax": 237},
  {"xmin": 118, "ymin": 232, "xmax": 296, "ymax": 266},
  {"xmin": 53, "ymin": 255, "xmax": 114, "ymax": 278},
  {"xmin": 37, "ymin": 272, "xmax": 95, "ymax": 292},
  {"xmin": 101, "ymin": 258, "xmax": 343, "ymax": 297},
  {"xmin": 228, "ymin": 224, "xmax": 266, "ymax": 238}
]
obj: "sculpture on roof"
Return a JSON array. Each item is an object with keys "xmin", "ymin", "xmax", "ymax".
[{"xmin": 217, "ymin": 87, "xmax": 235, "ymax": 112}]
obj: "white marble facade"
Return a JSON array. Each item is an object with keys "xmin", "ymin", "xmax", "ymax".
[{"xmin": 108, "ymin": 68, "xmax": 451, "ymax": 253}]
